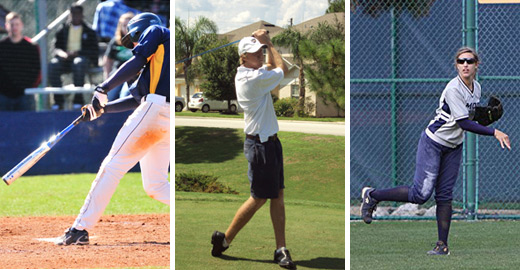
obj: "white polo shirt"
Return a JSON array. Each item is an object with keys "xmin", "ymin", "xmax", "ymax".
[{"xmin": 235, "ymin": 65, "xmax": 284, "ymax": 142}]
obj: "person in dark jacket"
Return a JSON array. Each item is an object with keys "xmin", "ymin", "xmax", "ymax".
[
  {"xmin": 48, "ymin": 4, "xmax": 99, "ymax": 110},
  {"xmin": 0, "ymin": 12, "xmax": 41, "ymax": 111}
]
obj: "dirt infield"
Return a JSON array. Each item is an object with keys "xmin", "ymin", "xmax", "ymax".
[{"xmin": 0, "ymin": 214, "xmax": 169, "ymax": 269}]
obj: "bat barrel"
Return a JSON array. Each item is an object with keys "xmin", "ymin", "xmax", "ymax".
[
  {"xmin": 2, "ymin": 114, "xmax": 82, "ymax": 185},
  {"xmin": 2, "ymin": 144, "xmax": 50, "ymax": 185}
]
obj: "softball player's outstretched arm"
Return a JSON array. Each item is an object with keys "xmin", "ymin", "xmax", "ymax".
[
  {"xmin": 494, "ymin": 129, "xmax": 511, "ymax": 150},
  {"xmin": 457, "ymin": 118, "xmax": 511, "ymax": 150}
]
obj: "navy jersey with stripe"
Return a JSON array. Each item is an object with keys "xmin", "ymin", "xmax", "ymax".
[
  {"xmin": 426, "ymin": 76, "xmax": 481, "ymax": 148},
  {"xmin": 130, "ymin": 25, "xmax": 170, "ymax": 100}
]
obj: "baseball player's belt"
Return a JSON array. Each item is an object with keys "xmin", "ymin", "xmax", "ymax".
[
  {"xmin": 246, "ymin": 134, "xmax": 278, "ymax": 142},
  {"xmin": 142, "ymin": 94, "xmax": 170, "ymax": 103}
]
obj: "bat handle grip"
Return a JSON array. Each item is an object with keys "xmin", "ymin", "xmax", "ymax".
[{"xmin": 73, "ymin": 114, "xmax": 85, "ymax": 125}]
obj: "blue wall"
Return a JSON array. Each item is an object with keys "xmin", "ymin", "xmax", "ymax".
[{"xmin": 0, "ymin": 111, "xmax": 139, "ymax": 176}]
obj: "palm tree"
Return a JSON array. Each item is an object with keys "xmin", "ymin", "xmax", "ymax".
[
  {"xmin": 272, "ymin": 28, "xmax": 307, "ymax": 116},
  {"xmin": 175, "ymin": 16, "xmax": 218, "ymax": 105},
  {"xmin": 327, "ymin": 0, "xmax": 345, "ymax": 13}
]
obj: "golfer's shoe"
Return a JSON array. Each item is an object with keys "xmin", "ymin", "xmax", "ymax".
[
  {"xmin": 274, "ymin": 247, "xmax": 297, "ymax": 269},
  {"xmin": 360, "ymin": 187, "xmax": 378, "ymax": 224},
  {"xmin": 56, "ymin": 227, "xmax": 89, "ymax": 246},
  {"xmin": 211, "ymin": 231, "xmax": 228, "ymax": 257},
  {"xmin": 427, "ymin": 241, "xmax": 450, "ymax": 255}
]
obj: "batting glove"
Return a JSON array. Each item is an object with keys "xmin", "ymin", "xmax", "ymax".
[
  {"xmin": 93, "ymin": 86, "xmax": 108, "ymax": 107},
  {"xmin": 81, "ymin": 104, "xmax": 103, "ymax": 121},
  {"xmin": 91, "ymin": 86, "xmax": 107, "ymax": 115}
]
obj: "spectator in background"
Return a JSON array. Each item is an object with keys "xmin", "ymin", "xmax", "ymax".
[
  {"xmin": 48, "ymin": 4, "xmax": 99, "ymax": 110},
  {"xmin": 103, "ymin": 12, "xmax": 137, "ymax": 101},
  {"xmin": 0, "ymin": 12, "xmax": 41, "ymax": 111},
  {"xmin": 93, "ymin": 0, "xmax": 139, "ymax": 42},
  {"xmin": 129, "ymin": 0, "xmax": 169, "ymax": 20}
]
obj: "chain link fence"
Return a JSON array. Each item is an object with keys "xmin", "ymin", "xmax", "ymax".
[
  {"xmin": 351, "ymin": 0, "xmax": 520, "ymax": 220},
  {"xmin": 475, "ymin": 3, "xmax": 520, "ymax": 217}
]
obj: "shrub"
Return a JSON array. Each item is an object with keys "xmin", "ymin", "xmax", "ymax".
[
  {"xmin": 274, "ymin": 97, "xmax": 298, "ymax": 117},
  {"xmin": 271, "ymin": 93, "xmax": 279, "ymax": 103},
  {"xmin": 175, "ymin": 171, "xmax": 238, "ymax": 194}
]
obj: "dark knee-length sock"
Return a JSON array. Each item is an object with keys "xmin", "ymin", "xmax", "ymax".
[
  {"xmin": 370, "ymin": 185, "xmax": 410, "ymax": 202},
  {"xmin": 436, "ymin": 200, "xmax": 452, "ymax": 245}
]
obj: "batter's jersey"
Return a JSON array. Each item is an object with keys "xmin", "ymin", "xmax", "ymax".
[
  {"xmin": 426, "ymin": 76, "xmax": 481, "ymax": 148},
  {"xmin": 130, "ymin": 25, "xmax": 170, "ymax": 101},
  {"xmin": 235, "ymin": 65, "xmax": 284, "ymax": 143}
]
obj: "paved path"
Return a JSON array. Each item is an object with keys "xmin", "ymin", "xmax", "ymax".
[{"xmin": 175, "ymin": 116, "xmax": 345, "ymax": 136}]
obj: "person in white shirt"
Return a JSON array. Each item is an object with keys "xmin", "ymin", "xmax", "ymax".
[
  {"xmin": 210, "ymin": 29, "xmax": 295, "ymax": 270},
  {"xmin": 360, "ymin": 47, "xmax": 510, "ymax": 256}
]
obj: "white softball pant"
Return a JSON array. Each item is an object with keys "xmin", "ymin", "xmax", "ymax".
[{"xmin": 73, "ymin": 94, "xmax": 170, "ymax": 231}]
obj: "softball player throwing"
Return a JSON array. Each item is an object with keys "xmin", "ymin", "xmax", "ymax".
[
  {"xmin": 56, "ymin": 12, "xmax": 170, "ymax": 245},
  {"xmin": 360, "ymin": 47, "xmax": 510, "ymax": 255}
]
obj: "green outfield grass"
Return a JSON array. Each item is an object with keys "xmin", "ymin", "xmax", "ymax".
[
  {"xmin": 175, "ymin": 127, "xmax": 345, "ymax": 204},
  {"xmin": 176, "ymin": 192, "xmax": 345, "ymax": 270},
  {"xmin": 175, "ymin": 111, "xmax": 345, "ymax": 122},
  {"xmin": 0, "ymin": 172, "xmax": 169, "ymax": 217},
  {"xmin": 350, "ymin": 220, "xmax": 520, "ymax": 269}
]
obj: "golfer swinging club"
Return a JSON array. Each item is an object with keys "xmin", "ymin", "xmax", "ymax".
[{"xmin": 210, "ymin": 29, "xmax": 296, "ymax": 269}]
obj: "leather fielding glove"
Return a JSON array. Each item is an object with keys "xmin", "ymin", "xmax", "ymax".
[{"xmin": 469, "ymin": 95, "xmax": 503, "ymax": 126}]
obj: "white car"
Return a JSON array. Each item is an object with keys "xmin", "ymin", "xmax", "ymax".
[
  {"xmin": 175, "ymin": 96, "xmax": 185, "ymax": 112},
  {"xmin": 187, "ymin": 92, "xmax": 239, "ymax": 113}
]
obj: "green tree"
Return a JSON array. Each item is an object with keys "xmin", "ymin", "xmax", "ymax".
[
  {"xmin": 175, "ymin": 16, "xmax": 218, "ymax": 104},
  {"xmin": 196, "ymin": 37, "xmax": 240, "ymax": 113},
  {"xmin": 300, "ymin": 22, "xmax": 345, "ymax": 115},
  {"xmin": 327, "ymin": 0, "xmax": 345, "ymax": 13},
  {"xmin": 272, "ymin": 28, "xmax": 307, "ymax": 116}
]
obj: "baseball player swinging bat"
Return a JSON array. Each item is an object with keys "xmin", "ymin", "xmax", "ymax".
[{"xmin": 2, "ymin": 114, "xmax": 84, "ymax": 185}]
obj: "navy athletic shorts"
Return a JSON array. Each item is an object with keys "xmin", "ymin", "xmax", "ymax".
[{"xmin": 243, "ymin": 136, "xmax": 285, "ymax": 199}]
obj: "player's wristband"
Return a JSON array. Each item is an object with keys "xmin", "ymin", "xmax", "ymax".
[{"xmin": 94, "ymin": 86, "xmax": 108, "ymax": 94}]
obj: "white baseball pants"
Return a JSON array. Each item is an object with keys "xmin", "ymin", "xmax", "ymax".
[{"xmin": 73, "ymin": 94, "xmax": 170, "ymax": 231}]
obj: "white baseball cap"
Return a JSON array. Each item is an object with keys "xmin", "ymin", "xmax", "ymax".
[{"xmin": 238, "ymin": 37, "xmax": 267, "ymax": 56}]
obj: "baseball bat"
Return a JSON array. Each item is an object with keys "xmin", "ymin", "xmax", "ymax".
[{"xmin": 2, "ymin": 115, "xmax": 84, "ymax": 185}]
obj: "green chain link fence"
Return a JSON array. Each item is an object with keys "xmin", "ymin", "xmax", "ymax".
[{"xmin": 351, "ymin": 0, "xmax": 520, "ymax": 220}]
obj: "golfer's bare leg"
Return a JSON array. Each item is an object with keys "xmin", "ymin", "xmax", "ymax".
[
  {"xmin": 225, "ymin": 196, "xmax": 267, "ymax": 244},
  {"xmin": 270, "ymin": 189, "xmax": 286, "ymax": 249}
]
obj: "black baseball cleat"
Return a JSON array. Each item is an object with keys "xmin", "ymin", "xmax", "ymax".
[
  {"xmin": 427, "ymin": 241, "xmax": 450, "ymax": 255},
  {"xmin": 274, "ymin": 247, "xmax": 297, "ymax": 269},
  {"xmin": 211, "ymin": 231, "xmax": 228, "ymax": 257},
  {"xmin": 360, "ymin": 187, "xmax": 378, "ymax": 224},
  {"xmin": 56, "ymin": 227, "xmax": 89, "ymax": 246}
]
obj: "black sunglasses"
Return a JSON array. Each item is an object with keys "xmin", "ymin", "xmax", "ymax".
[{"xmin": 457, "ymin": 58, "xmax": 476, "ymax": 65}]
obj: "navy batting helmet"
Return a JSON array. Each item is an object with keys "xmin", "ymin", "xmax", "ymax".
[{"xmin": 121, "ymin": 12, "xmax": 162, "ymax": 49}]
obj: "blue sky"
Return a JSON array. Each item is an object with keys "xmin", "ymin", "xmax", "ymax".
[{"xmin": 175, "ymin": 0, "xmax": 330, "ymax": 33}]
